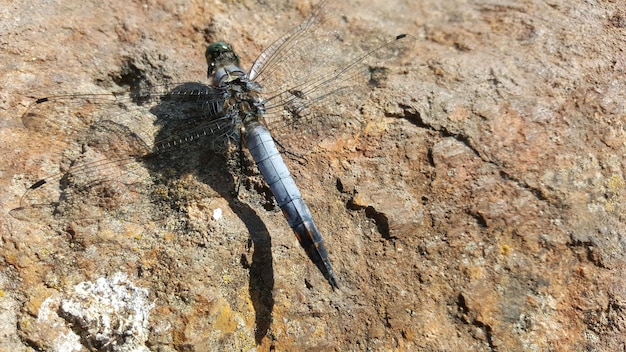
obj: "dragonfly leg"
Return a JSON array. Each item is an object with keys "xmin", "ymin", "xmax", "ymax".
[
  {"xmin": 272, "ymin": 136, "xmax": 308, "ymax": 166},
  {"xmin": 235, "ymin": 134, "xmax": 246, "ymax": 195}
]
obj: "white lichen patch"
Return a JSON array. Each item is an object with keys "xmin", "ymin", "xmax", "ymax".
[
  {"xmin": 59, "ymin": 272, "xmax": 154, "ymax": 351},
  {"xmin": 38, "ymin": 295, "xmax": 83, "ymax": 352}
]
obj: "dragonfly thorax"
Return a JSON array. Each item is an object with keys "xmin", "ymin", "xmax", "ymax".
[
  {"xmin": 222, "ymin": 77, "xmax": 265, "ymax": 129},
  {"xmin": 212, "ymin": 64, "xmax": 246, "ymax": 86}
]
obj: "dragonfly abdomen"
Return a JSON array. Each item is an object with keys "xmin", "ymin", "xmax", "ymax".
[{"xmin": 245, "ymin": 122, "xmax": 338, "ymax": 289}]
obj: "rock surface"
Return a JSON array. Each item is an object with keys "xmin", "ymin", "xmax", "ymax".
[{"xmin": 1, "ymin": 0, "xmax": 625, "ymax": 351}]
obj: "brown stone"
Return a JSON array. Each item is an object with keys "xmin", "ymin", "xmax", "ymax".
[{"xmin": 1, "ymin": 0, "xmax": 625, "ymax": 350}]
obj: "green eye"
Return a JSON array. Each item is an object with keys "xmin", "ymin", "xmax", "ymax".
[
  {"xmin": 205, "ymin": 42, "xmax": 232, "ymax": 60},
  {"xmin": 205, "ymin": 41, "xmax": 241, "ymax": 78}
]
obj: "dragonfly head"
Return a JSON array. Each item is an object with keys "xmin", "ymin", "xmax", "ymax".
[{"xmin": 206, "ymin": 41, "xmax": 244, "ymax": 85}]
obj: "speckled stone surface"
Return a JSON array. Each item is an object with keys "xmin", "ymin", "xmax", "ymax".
[{"xmin": 1, "ymin": 0, "xmax": 625, "ymax": 351}]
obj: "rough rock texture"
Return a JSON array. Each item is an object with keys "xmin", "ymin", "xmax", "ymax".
[{"xmin": 1, "ymin": 0, "xmax": 625, "ymax": 351}]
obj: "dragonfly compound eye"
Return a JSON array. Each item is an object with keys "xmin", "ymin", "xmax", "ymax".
[{"xmin": 206, "ymin": 41, "xmax": 241, "ymax": 78}]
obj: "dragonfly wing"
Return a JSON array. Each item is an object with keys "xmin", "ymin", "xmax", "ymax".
[
  {"xmin": 248, "ymin": 0, "xmax": 328, "ymax": 82},
  {"xmin": 248, "ymin": 1, "xmax": 414, "ymax": 140},
  {"xmin": 13, "ymin": 82, "xmax": 233, "ymax": 221}
]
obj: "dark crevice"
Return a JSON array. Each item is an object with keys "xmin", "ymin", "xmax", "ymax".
[
  {"xmin": 113, "ymin": 56, "xmax": 173, "ymax": 106},
  {"xmin": 567, "ymin": 236, "xmax": 605, "ymax": 268},
  {"xmin": 336, "ymin": 179, "xmax": 345, "ymax": 193},
  {"xmin": 390, "ymin": 103, "xmax": 484, "ymax": 159},
  {"xmin": 114, "ymin": 60, "xmax": 150, "ymax": 103},
  {"xmin": 391, "ymin": 102, "xmax": 423, "ymax": 126},
  {"xmin": 392, "ymin": 103, "xmax": 563, "ymax": 209},
  {"xmin": 440, "ymin": 128, "xmax": 482, "ymax": 159},
  {"xmin": 467, "ymin": 210, "xmax": 488, "ymax": 228},
  {"xmin": 457, "ymin": 293, "xmax": 497, "ymax": 351},
  {"xmin": 498, "ymin": 169, "xmax": 562, "ymax": 208},
  {"xmin": 389, "ymin": 100, "xmax": 558, "ymax": 213},
  {"xmin": 115, "ymin": 60, "xmax": 146, "ymax": 88},
  {"xmin": 426, "ymin": 147, "xmax": 435, "ymax": 167},
  {"xmin": 346, "ymin": 197, "xmax": 363, "ymax": 211},
  {"xmin": 345, "ymin": 197, "xmax": 395, "ymax": 240},
  {"xmin": 365, "ymin": 206, "xmax": 394, "ymax": 240},
  {"xmin": 475, "ymin": 320, "xmax": 496, "ymax": 351}
]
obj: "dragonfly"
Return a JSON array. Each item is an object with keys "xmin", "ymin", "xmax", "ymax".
[{"xmin": 12, "ymin": 0, "xmax": 411, "ymax": 289}]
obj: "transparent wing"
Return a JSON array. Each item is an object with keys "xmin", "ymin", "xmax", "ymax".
[
  {"xmin": 12, "ymin": 1, "xmax": 414, "ymax": 221},
  {"xmin": 12, "ymin": 82, "xmax": 232, "ymax": 220},
  {"xmin": 249, "ymin": 1, "xmax": 414, "ymax": 139}
]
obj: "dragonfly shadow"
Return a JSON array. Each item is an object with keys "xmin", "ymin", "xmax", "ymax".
[{"xmin": 146, "ymin": 82, "xmax": 274, "ymax": 344}]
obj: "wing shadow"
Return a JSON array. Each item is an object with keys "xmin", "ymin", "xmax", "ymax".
[{"xmin": 146, "ymin": 82, "xmax": 275, "ymax": 345}]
